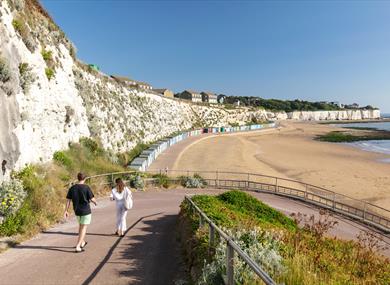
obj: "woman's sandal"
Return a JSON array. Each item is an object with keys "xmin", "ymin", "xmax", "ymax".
[
  {"xmin": 81, "ymin": 241, "xmax": 88, "ymax": 249},
  {"xmin": 75, "ymin": 248, "xmax": 85, "ymax": 253}
]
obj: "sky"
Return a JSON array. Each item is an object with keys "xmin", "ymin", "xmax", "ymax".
[{"xmin": 41, "ymin": 0, "xmax": 390, "ymax": 112}]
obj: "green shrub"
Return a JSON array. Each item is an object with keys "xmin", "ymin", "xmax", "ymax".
[
  {"xmin": 199, "ymin": 228, "xmax": 284, "ymax": 284},
  {"xmin": 53, "ymin": 151, "xmax": 72, "ymax": 168},
  {"xmin": 0, "ymin": 200, "xmax": 33, "ymax": 236},
  {"xmin": 79, "ymin": 137, "xmax": 104, "ymax": 156},
  {"xmin": 18, "ymin": 62, "xmax": 35, "ymax": 92},
  {"xmin": 45, "ymin": 68, "xmax": 55, "ymax": 80},
  {"xmin": 12, "ymin": 18, "xmax": 35, "ymax": 52},
  {"xmin": 179, "ymin": 174, "xmax": 207, "ymax": 188},
  {"xmin": 152, "ymin": 174, "xmax": 170, "ymax": 188},
  {"xmin": 0, "ymin": 56, "xmax": 11, "ymax": 83},
  {"xmin": 41, "ymin": 49, "xmax": 53, "ymax": 62},
  {"xmin": 130, "ymin": 174, "xmax": 144, "ymax": 190},
  {"xmin": 12, "ymin": 19, "xmax": 23, "ymax": 31},
  {"xmin": 0, "ymin": 179, "xmax": 27, "ymax": 220}
]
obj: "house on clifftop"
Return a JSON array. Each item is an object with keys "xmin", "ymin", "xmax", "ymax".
[
  {"xmin": 201, "ymin": 92, "xmax": 218, "ymax": 104},
  {"xmin": 153, "ymin": 88, "xmax": 174, "ymax": 98},
  {"xmin": 176, "ymin": 90, "xmax": 202, "ymax": 103},
  {"xmin": 111, "ymin": 75, "xmax": 152, "ymax": 90}
]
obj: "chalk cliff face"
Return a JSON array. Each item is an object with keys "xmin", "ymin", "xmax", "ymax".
[
  {"xmin": 0, "ymin": 0, "xmax": 382, "ymax": 180},
  {"xmin": 287, "ymin": 110, "xmax": 381, "ymax": 121}
]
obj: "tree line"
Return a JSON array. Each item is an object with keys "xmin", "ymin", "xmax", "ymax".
[{"xmin": 221, "ymin": 96, "xmax": 376, "ymax": 112}]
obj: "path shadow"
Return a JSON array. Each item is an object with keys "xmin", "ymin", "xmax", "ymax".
[
  {"xmin": 81, "ymin": 212, "xmax": 166, "ymax": 285},
  {"xmin": 14, "ymin": 245, "xmax": 76, "ymax": 253},
  {"xmin": 115, "ymin": 214, "xmax": 188, "ymax": 285},
  {"xmin": 42, "ymin": 231, "xmax": 117, "ymax": 237}
]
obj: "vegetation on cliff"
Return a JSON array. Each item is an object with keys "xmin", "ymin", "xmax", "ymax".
[
  {"xmin": 0, "ymin": 138, "xmax": 125, "ymax": 239},
  {"xmin": 179, "ymin": 191, "xmax": 389, "ymax": 284}
]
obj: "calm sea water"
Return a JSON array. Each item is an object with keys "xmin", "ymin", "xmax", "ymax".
[
  {"xmin": 338, "ymin": 121, "xmax": 390, "ymax": 131},
  {"xmin": 336, "ymin": 121, "xmax": 390, "ymax": 160}
]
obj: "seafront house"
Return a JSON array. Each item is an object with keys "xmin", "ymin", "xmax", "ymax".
[
  {"xmin": 176, "ymin": 90, "xmax": 202, "ymax": 103},
  {"xmin": 201, "ymin": 92, "xmax": 218, "ymax": 104},
  {"xmin": 217, "ymin": 94, "xmax": 226, "ymax": 104},
  {"xmin": 111, "ymin": 75, "xmax": 152, "ymax": 90},
  {"xmin": 153, "ymin": 88, "xmax": 174, "ymax": 98}
]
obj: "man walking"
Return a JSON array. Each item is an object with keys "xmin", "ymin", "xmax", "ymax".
[{"xmin": 64, "ymin": 173, "xmax": 97, "ymax": 253}]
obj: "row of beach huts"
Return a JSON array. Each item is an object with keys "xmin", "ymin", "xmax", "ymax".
[{"xmin": 129, "ymin": 123, "xmax": 276, "ymax": 171}]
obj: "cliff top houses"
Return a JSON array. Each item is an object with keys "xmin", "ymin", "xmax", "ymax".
[
  {"xmin": 176, "ymin": 90, "xmax": 219, "ymax": 104},
  {"xmin": 176, "ymin": 90, "xmax": 202, "ymax": 103},
  {"xmin": 153, "ymin": 88, "xmax": 174, "ymax": 98},
  {"xmin": 109, "ymin": 75, "xmax": 220, "ymax": 104},
  {"xmin": 201, "ymin": 92, "xmax": 218, "ymax": 104},
  {"xmin": 111, "ymin": 75, "xmax": 152, "ymax": 90}
]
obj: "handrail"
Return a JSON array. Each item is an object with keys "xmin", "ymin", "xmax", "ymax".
[
  {"xmin": 150, "ymin": 169, "xmax": 390, "ymax": 213},
  {"xmin": 79, "ymin": 169, "xmax": 390, "ymax": 233},
  {"xmin": 185, "ymin": 195, "xmax": 276, "ymax": 285}
]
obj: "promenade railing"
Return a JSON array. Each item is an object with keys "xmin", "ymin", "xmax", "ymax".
[
  {"xmin": 82, "ymin": 169, "xmax": 390, "ymax": 233},
  {"xmin": 185, "ymin": 195, "xmax": 276, "ymax": 285}
]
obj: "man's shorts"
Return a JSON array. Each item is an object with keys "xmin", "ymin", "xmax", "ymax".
[{"xmin": 77, "ymin": 214, "xmax": 92, "ymax": 225}]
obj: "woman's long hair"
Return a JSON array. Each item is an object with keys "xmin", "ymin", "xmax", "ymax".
[{"xmin": 115, "ymin": 178, "xmax": 125, "ymax": 193}]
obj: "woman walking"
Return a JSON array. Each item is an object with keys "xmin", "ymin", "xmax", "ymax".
[{"xmin": 110, "ymin": 178, "xmax": 132, "ymax": 237}]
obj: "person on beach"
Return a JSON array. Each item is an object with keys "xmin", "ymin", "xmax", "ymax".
[
  {"xmin": 64, "ymin": 172, "xmax": 97, "ymax": 253},
  {"xmin": 110, "ymin": 178, "xmax": 132, "ymax": 237}
]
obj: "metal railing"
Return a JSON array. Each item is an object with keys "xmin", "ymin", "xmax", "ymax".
[
  {"xmin": 185, "ymin": 195, "xmax": 276, "ymax": 285},
  {"xmin": 81, "ymin": 169, "xmax": 390, "ymax": 233},
  {"xmin": 149, "ymin": 170, "xmax": 390, "ymax": 233}
]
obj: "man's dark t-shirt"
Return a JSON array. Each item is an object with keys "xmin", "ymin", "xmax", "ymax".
[{"xmin": 66, "ymin": 184, "xmax": 94, "ymax": 216}]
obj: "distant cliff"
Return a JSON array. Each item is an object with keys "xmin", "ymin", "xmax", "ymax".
[
  {"xmin": 0, "ymin": 0, "xmax": 381, "ymax": 180},
  {"xmin": 287, "ymin": 110, "xmax": 381, "ymax": 121}
]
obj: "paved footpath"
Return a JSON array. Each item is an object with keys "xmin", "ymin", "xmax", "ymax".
[{"xmin": 0, "ymin": 190, "xmax": 198, "ymax": 285}]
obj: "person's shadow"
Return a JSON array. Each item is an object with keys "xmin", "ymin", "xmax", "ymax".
[{"xmin": 14, "ymin": 245, "xmax": 76, "ymax": 253}]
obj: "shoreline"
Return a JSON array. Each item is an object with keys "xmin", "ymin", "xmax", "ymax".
[
  {"xmin": 316, "ymin": 121, "xmax": 390, "ymax": 160},
  {"xmin": 163, "ymin": 121, "xmax": 390, "ymax": 209},
  {"xmin": 320, "ymin": 118, "xmax": 390, "ymax": 124}
]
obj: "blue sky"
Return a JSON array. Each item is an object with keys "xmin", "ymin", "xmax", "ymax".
[{"xmin": 42, "ymin": 0, "xmax": 390, "ymax": 112}]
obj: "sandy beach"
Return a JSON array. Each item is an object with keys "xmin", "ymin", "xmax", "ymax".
[{"xmin": 155, "ymin": 121, "xmax": 390, "ymax": 209}]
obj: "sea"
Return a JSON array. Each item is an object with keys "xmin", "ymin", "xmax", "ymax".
[{"xmin": 336, "ymin": 119, "xmax": 390, "ymax": 162}]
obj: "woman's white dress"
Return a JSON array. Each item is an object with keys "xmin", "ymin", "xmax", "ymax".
[{"xmin": 110, "ymin": 187, "xmax": 131, "ymax": 232}]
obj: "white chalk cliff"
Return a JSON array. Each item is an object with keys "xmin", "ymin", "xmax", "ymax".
[
  {"xmin": 0, "ymin": 0, "xmax": 381, "ymax": 180},
  {"xmin": 288, "ymin": 110, "xmax": 380, "ymax": 121}
]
